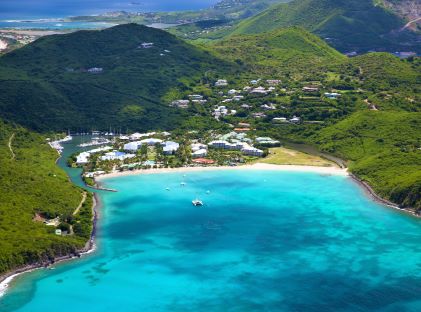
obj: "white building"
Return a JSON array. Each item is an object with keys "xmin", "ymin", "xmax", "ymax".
[
  {"xmin": 191, "ymin": 143, "xmax": 207, "ymax": 152},
  {"xmin": 324, "ymin": 92, "xmax": 341, "ymax": 99},
  {"xmin": 273, "ymin": 117, "xmax": 287, "ymax": 123},
  {"xmin": 242, "ymin": 146, "xmax": 264, "ymax": 157},
  {"xmin": 250, "ymin": 86, "xmax": 268, "ymax": 95},
  {"xmin": 189, "ymin": 94, "xmax": 204, "ymax": 100},
  {"xmin": 162, "ymin": 141, "xmax": 179, "ymax": 155},
  {"xmin": 140, "ymin": 42, "xmax": 154, "ymax": 49},
  {"xmin": 124, "ymin": 141, "xmax": 141, "ymax": 151},
  {"xmin": 261, "ymin": 103, "xmax": 276, "ymax": 110},
  {"xmin": 76, "ymin": 152, "xmax": 90, "ymax": 164},
  {"xmin": 215, "ymin": 79, "xmax": 228, "ymax": 87},
  {"xmin": 192, "ymin": 149, "xmax": 208, "ymax": 158},
  {"xmin": 290, "ymin": 116, "xmax": 301, "ymax": 123},
  {"xmin": 87, "ymin": 67, "xmax": 103, "ymax": 73},
  {"xmin": 100, "ymin": 151, "xmax": 136, "ymax": 161},
  {"xmin": 255, "ymin": 137, "xmax": 280, "ymax": 146}
]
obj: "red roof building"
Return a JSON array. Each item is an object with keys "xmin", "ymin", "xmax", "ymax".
[{"xmin": 192, "ymin": 158, "xmax": 215, "ymax": 165}]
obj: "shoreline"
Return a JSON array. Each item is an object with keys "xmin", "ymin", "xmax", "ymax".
[
  {"xmin": 96, "ymin": 163, "xmax": 349, "ymax": 181},
  {"xmin": 96, "ymin": 162, "xmax": 417, "ymax": 217},
  {"xmin": 1, "ymin": 163, "xmax": 416, "ymax": 298},
  {"xmin": 0, "ymin": 193, "xmax": 100, "ymax": 298},
  {"xmin": 349, "ymin": 174, "xmax": 419, "ymax": 217}
]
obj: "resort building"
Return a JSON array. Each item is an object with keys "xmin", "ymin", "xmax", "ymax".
[
  {"xmin": 192, "ymin": 158, "xmax": 215, "ymax": 165},
  {"xmin": 191, "ymin": 143, "xmax": 207, "ymax": 152},
  {"xmin": 100, "ymin": 151, "xmax": 136, "ymax": 161},
  {"xmin": 129, "ymin": 132, "xmax": 156, "ymax": 141},
  {"xmin": 124, "ymin": 138, "xmax": 163, "ymax": 151},
  {"xmin": 242, "ymin": 146, "xmax": 264, "ymax": 157},
  {"xmin": 192, "ymin": 149, "xmax": 208, "ymax": 158},
  {"xmin": 255, "ymin": 137, "xmax": 280, "ymax": 146},
  {"xmin": 76, "ymin": 152, "xmax": 91, "ymax": 164},
  {"xmin": 162, "ymin": 141, "xmax": 180, "ymax": 155}
]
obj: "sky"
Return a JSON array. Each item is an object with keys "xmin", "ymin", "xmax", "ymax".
[{"xmin": 0, "ymin": 0, "xmax": 220, "ymax": 20}]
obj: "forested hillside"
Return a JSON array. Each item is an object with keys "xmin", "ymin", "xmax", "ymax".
[
  {"xmin": 211, "ymin": 27, "xmax": 345, "ymax": 72},
  {"xmin": 0, "ymin": 119, "xmax": 93, "ymax": 275},
  {"xmin": 0, "ymin": 23, "xmax": 234, "ymax": 132},
  {"xmin": 231, "ymin": 0, "xmax": 420, "ymax": 53}
]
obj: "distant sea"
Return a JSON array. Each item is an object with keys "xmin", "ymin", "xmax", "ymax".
[{"xmin": 0, "ymin": 0, "xmax": 219, "ymax": 20}]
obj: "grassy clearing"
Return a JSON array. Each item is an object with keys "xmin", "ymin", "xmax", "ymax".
[{"xmin": 258, "ymin": 147, "xmax": 335, "ymax": 167}]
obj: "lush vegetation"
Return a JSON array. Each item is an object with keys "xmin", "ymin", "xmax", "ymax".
[
  {"xmin": 211, "ymin": 27, "xmax": 346, "ymax": 72},
  {"xmin": 314, "ymin": 111, "xmax": 421, "ymax": 208},
  {"xmin": 230, "ymin": 0, "xmax": 420, "ymax": 53},
  {"xmin": 0, "ymin": 20, "xmax": 419, "ymax": 279},
  {"xmin": 0, "ymin": 24, "xmax": 235, "ymax": 132},
  {"xmin": 0, "ymin": 119, "xmax": 92, "ymax": 275}
]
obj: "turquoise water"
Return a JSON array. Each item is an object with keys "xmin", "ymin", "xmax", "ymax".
[{"xmin": 2, "ymin": 170, "xmax": 421, "ymax": 311}]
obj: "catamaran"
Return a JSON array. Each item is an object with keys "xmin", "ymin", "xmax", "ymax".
[{"xmin": 192, "ymin": 199, "xmax": 203, "ymax": 206}]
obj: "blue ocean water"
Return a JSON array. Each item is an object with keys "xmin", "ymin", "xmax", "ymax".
[
  {"xmin": 1, "ymin": 170, "xmax": 421, "ymax": 311},
  {"xmin": 0, "ymin": 21, "xmax": 117, "ymax": 30},
  {"xmin": 0, "ymin": 0, "xmax": 219, "ymax": 20}
]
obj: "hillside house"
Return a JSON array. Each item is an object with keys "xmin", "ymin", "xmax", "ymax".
[
  {"xmin": 324, "ymin": 92, "xmax": 341, "ymax": 99},
  {"xmin": 170, "ymin": 100, "xmax": 190, "ymax": 108},
  {"xmin": 215, "ymin": 79, "xmax": 228, "ymax": 87},
  {"xmin": 302, "ymin": 86, "xmax": 319, "ymax": 92},
  {"xmin": 266, "ymin": 80, "xmax": 281, "ymax": 86},
  {"xmin": 273, "ymin": 117, "xmax": 287, "ymax": 123},
  {"xmin": 140, "ymin": 42, "xmax": 154, "ymax": 48}
]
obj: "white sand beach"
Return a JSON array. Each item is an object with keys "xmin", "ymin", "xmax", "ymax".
[{"xmin": 96, "ymin": 163, "xmax": 349, "ymax": 181}]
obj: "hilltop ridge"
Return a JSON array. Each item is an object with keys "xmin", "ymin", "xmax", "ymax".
[{"xmin": 231, "ymin": 0, "xmax": 420, "ymax": 53}]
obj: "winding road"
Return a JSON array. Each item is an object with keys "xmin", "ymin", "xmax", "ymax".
[{"xmin": 8, "ymin": 133, "xmax": 15, "ymax": 160}]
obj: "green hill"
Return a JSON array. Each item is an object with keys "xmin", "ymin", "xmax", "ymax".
[
  {"xmin": 0, "ymin": 23, "xmax": 233, "ymax": 132},
  {"xmin": 0, "ymin": 119, "xmax": 93, "ymax": 275},
  {"xmin": 231, "ymin": 0, "xmax": 420, "ymax": 53},
  {"xmin": 211, "ymin": 27, "xmax": 346, "ymax": 73},
  {"xmin": 314, "ymin": 111, "xmax": 421, "ymax": 209}
]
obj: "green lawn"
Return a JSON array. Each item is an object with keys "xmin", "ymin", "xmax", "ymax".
[{"xmin": 258, "ymin": 147, "xmax": 335, "ymax": 167}]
